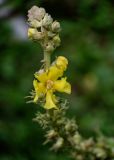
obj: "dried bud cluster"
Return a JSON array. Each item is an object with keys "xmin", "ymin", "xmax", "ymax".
[
  {"xmin": 34, "ymin": 100, "xmax": 114, "ymax": 160},
  {"xmin": 28, "ymin": 6, "xmax": 61, "ymax": 53}
]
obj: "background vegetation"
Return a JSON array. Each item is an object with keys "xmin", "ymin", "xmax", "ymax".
[{"xmin": 1, "ymin": 0, "xmax": 114, "ymax": 159}]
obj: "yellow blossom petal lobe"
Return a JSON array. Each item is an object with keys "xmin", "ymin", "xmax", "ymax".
[
  {"xmin": 33, "ymin": 79, "xmax": 38, "ymax": 89},
  {"xmin": 54, "ymin": 77, "xmax": 71, "ymax": 94},
  {"xmin": 48, "ymin": 65, "xmax": 64, "ymax": 81},
  {"xmin": 33, "ymin": 79, "xmax": 46, "ymax": 103},
  {"xmin": 34, "ymin": 69, "xmax": 48, "ymax": 82},
  {"xmin": 33, "ymin": 79, "xmax": 39, "ymax": 103},
  {"xmin": 33, "ymin": 79, "xmax": 46, "ymax": 94},
  {"xmin": 44, "ymin": 91, "xmax": 57, "ymax": 109}
]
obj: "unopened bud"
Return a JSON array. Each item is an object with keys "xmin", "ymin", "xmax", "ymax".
[
  {"xmin": 48, "ymin": 31, "xmax": 56, "ymax": 38},
  {"xmin": 93, "ymin": 148, "xmax": 107, "ymax": 159},
  {"xmin": 56, "ymin": 56, "xmax": 68, "ymax": 70},
  {"xmin": 50, "ymin": 137, "xmax": 64, "ymax": 151},
  {"xmin": 46, "ymin": 130, "xmax": 58, "ymax": 139},
  {"xmin": 52, "ymin": 21, "xmax": 61, "ymax": 32},
  {"xmin": 28, "ymin": 6, "xmax": 46, "ymax": 21},
  {"xmin": 42, "ymin": 13, "xmax": 53, "ymax": 28},
  {"xmin": 30, "ymin": 19, "xmax": 41, "ymax": 28},
  {"xmin": 80, "ymin": 139, "xmax": 94, "ymax": 151},
  {"xmin": 37, "ymin": 7, "xmax": 46, "ymax": 20},
  {"xmin": 65, "ymin": 120, "xmax": 72, "ymax": 132},
  {"xmin": 28, "ymin": 28, "xmax": 36, "ymax": 38},
  {"xmin": 53, "ymin": 35, "xmax": 61, "ymax": 47},
  {"xmin": 73, "ymin": 133, "xmax": 82, "ymax": 145},
  {"xmin": 28, "ymin": 28, "xmax": 44, "ymax": 40}
]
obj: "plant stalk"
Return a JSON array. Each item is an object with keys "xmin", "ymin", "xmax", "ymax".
[{"xmin": 44, "ymin": 51, "xmax": 51, "ymax": 70}]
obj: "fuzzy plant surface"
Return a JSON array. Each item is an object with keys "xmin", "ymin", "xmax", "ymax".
[{"xmin": 27, "ymin": 5, "xmax": 114, "ymax": 160}]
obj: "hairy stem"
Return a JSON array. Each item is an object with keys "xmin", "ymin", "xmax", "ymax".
[{"xmin": 44, "ymin": 51, "xmax": 51, "ymax": 70}]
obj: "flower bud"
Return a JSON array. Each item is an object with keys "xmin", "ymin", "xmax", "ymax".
[
  {"xmin": 28, "ymin": 28, "xmax": 44, "ymax": 40},
  {"xmin": 34, "ymin": 32, "xmax": 44, "ymax": 40},
  {"xmin": 65, "ymin": 120, "xmax": 72, "ymax": 132},
  {"xmin": 73, "ymin": 133, "xmax": 82, "ymax": 145},
  {"xmin": 53, "ymin": 35, "xmax": 61, "ymax": 47},
  {"xmin": 28, "ymin": 6, "xmax": 46, "ymax": 21},
  {"xmin": 30, "ymin": 19, "xmax": 41, "ymax": 28},
  {"xmin": 37, "ymin": 7, "xmax": 46, "ymax": 20},
  {"xmin": 56, "ymin": 56, "xmax": 68, "ymax": 70},
  {"xmin": 48, "ymin": 31, "xmax": 55, "ymax": 38},
  {"xmin": 80, "ymin": 138, "xmax": 94, "ymax": 151},
  {"xmin": 93, "ymin": 148, "xmax": 107, "ymax": 159},
  {"xmin": 52, "ymin": 21, "xmax": 61, "ymax": 32},
  {"xmin": 51, "ymin": 137, "xmax": 64, "ymax": 151},
  {"xmin": 28, "ymin": 28, "xmax": 36, "ymax": 38},
  {"xmin": 42, "ymin": 13, "xmax": 53, "ymax": 28},
  {"xmin": 46, "ymin": 130, "xmax": 58, "ymax": 139}
]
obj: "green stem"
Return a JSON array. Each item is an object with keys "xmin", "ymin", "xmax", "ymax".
[{"xmin": 44, "ymin": 51, "xmax": 50, "ymax": 71}]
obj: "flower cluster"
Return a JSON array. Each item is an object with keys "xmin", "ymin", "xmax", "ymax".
[
  {"xmin": 33, "ymin": 56, "xmax": 71, "ymax": 109},
  {"xmin": 28, "ymin": 6, "xmax": 61, "ymax": 53}
]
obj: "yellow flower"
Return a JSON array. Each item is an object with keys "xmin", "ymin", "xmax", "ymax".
[{"xmin": 33, "ymin": 56, "xmax": 71, "ymax": 109}]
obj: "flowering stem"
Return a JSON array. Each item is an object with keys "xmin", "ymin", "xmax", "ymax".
[
  {"xmin": 44, "ymin": 51, "xmax": 51, "ymax": 71},
  {"xmin": 28, "ymin": 6, "xmax": 114, "ymax": 160}
]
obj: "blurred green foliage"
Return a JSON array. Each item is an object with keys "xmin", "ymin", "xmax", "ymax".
[{"xmin": 0, "ymin": 0, "xmax": 114, "ymax": 159}]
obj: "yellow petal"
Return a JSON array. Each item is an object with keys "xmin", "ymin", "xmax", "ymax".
[
  {"xmin": 44, "ymin": 91, "xmax": 57, "ymax": 109},
  {"xmin": 33, "ymin": 79, "xmax": 46, "ymax": 103},
  {"xmin": 54, "ymin": 77, "xmax": 71, "ymax": 94},
  {"xmin": 34, "ymin": 69, "xmax": 48, "ymax": 82},
  {"xmin": 33, "ymin": 79, "xmax": 46, "ymax": 93},
  {"xmin": 33, "ymin": 80, "xmax": 39, "ymax": 103},
  {"xmin": 56, "ymin": 56, "xmax": 68, "ymax": 71},
  {"xmin": 33, "ymin": 79, "xmax": 38, "ymax": 90},
  {"xmin": 48, "ymin": 65, "xmax": 64, "ymax": 81},
  {"xmin": 52, "ymin": 94, "xmax": 58, "ymax": 104}
]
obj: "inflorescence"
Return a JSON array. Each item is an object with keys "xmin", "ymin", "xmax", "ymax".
[{"xmin": 27, "ymin": 6, "xmax": 114, "ymax": 160}]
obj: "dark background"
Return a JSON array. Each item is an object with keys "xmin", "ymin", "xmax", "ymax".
[{"xmin": 1, "ymin": 0, "xmax": 114, "ymax": 159}]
